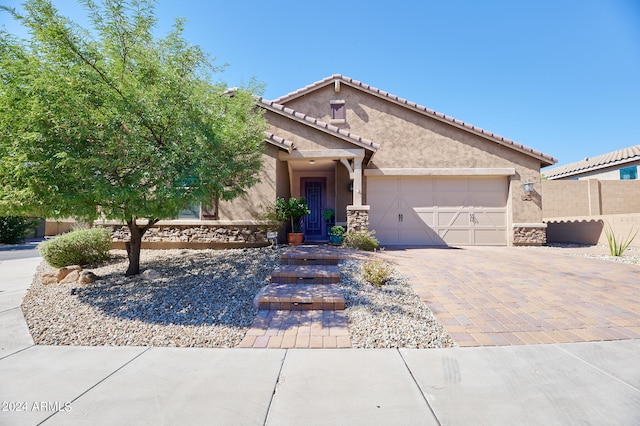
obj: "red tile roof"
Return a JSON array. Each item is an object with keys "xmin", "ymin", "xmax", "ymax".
[
  {"xmin": 272, "ymin": 74, "xmax": 557, "ymax": 166},
  {"xmin": 543, "ymin": 144, "xmax": 640, "ymax": 179},
  {"xmin": 259, "ymin": 99, "xmax": 380, "ymax": 152}
]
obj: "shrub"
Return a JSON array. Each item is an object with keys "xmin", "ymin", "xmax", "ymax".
[
  {"xmin": 362, "ymin": 259, "xmax": 394, "ymax": 287},
  {"xmin": 330, "ymin": 225, "xmax": 345, "ymax": 236},
  {"xmin": 603, "ymin": 222, "xmax": 637, "ymax": 257},
  {"xmin": 39, "ymin": 228, "xmax": 111, "ymax": 268},
  {"xmin": 0, "ymin": 216, "xmax": 38, "ymax": 244},
  {"xmin": 343, "ymin": 230, "xmax": 379, "ymax": 251}
]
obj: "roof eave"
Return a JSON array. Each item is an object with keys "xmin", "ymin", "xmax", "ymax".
[{"xmin": 258, "ymin": 99, "xmax": 379, "ymax": 153}]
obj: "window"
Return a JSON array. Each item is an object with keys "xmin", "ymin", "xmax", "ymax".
[
  {"xmin": 178, "ymin": 203, "xmax": 201, "ymax": 219},
  {"xmin": 620, "ymin": 165, "xmax": 637, "ymax": 180},
  {"xmin": 330, "ymin": 100, "xmax": 345, "ymax": 124}
]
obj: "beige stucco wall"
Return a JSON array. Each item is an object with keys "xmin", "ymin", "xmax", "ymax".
[
  {"xmin": 284, "ymin": 84, "xmax": 546, "ymax": 226},
  {"xmin": 546, "ymin": 214, "xmax": 640, "ymax": 247},
  {"xmin": 265, "ymin": 111, "xmax": 356, "ymax": 152},
  {"xmin": 217, "ymin": 144, "xmax": 289, "ymax": 220}
]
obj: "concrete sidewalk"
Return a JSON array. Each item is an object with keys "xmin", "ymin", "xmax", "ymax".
[{"xmin": 2, "ymin": 257, "xmax": 640, "ymax": 425}]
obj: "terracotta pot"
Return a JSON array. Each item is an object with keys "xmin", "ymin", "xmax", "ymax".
[{"xmin": 287, "ymin": 232, "xmax": 304, "ymax": 246}]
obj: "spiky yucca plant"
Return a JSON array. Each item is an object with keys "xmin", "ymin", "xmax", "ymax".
[{"xmin": 603, "ymin": 222, "xmax": 638, "ymax": 256}]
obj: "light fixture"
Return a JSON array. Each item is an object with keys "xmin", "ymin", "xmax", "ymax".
[
  {"xmin": 309, "ymin": 160, "xmax": 315, "ymax": 165},
  {"xmin": 523, "ymin": 181, "xmax": 534, "ymax": 193}
]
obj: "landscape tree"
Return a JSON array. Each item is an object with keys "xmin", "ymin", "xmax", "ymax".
[{"xmin": 0, "ymin": 0, "xmax": 267, "ymax": 275}]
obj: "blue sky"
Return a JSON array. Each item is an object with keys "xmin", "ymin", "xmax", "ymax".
[{"xmin": 2, "ymin": 0, "xmax": 639, "ymax": 168}]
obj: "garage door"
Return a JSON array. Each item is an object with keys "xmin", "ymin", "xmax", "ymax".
[{"xmin": 367, "ymin": 176, "xmax": 507, "ymax": 246}]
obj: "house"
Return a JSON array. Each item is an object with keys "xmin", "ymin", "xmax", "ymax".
[
  {"xmin": 213, "ymin": 74, "xmax": 557, "ymax": 247},
  {"xmin": 543, "ymin": 144, "xmax": 640, "ymax": 181}
]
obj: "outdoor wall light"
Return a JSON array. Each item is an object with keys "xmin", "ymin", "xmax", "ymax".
[
  {"xmin": 309, "ymin": 160, "xmax": 315, "ymax": 165},
  {"xmin": 523, "ymin": 181, "xmax": 534, "ymax": 193}
]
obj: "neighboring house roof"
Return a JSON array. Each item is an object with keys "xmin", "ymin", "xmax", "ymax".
[
  {"xmin": 543, "ymin": 144, "xmax": 640, "ymax": 179},
  {"xmin": 272, "ymin": 74, "xmax": 557, "ymax": 167},
  {"xmin": 259, "ymin": 99, "xmax": 380, "ymax": 152}
]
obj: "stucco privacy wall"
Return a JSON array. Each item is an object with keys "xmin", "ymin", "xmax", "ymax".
[
  {"xmin": 284, "ymin": 83, "xmax": 545, "ymax": 227},
  {"xmin": 542, "ymin": 180, "xmax": 640, "ymax": 217},
  {"xmin": 545, "ymin": 214, "xmax": 640, "ymax": 247},
  {"xmin": 543, "ymin": 180, "xmax": 640, "ymax": 247}
]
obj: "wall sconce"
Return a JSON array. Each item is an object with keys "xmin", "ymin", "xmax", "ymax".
[
  {"xmin": 522, "ymin": 181, "xmax": 534, "ymax": 201},
  {"xmin": 523, "ymin": 181, "xmax": 534, "ymax": 193},
  {"xmin": 348, "ymin": 181, "xmax": 353, "ymax": 192},
  {"xmin": 309, "ymin": 160, "xmax": 315, "ymax": 165}
]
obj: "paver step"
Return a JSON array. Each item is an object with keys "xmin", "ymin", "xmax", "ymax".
[
  {"xmin": 254, "ymin": 284, "xmax": 345, "ymax": 311},
  {"xmin": 280, "ymin": 246, "xmax": 348, "ymax": 265},
  {"xmin": 270, "ymin": 264, "xmax": 340, "ymax": 284}
]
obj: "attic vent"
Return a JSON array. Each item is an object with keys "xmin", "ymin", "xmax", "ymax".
[{"xmin": 330, "ymin": 100, "xmax": 346, "ymax": 124}]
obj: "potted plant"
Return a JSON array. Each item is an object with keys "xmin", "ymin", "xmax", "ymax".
[
  {"xmin": 275, "ymin": 197, "xmax": 311, "ymax": 246},
  {"xmin": 323, "ymin": 208, "xmax": 335, "ymax": 226},
  {"xmin": 329, "ymin": 225, "xmax": 345, "ymax": 245}
]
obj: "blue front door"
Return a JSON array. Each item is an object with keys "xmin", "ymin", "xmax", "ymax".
[{"xmin": 302, "ymin": 178, "xmax": 326, "ymax": 241}]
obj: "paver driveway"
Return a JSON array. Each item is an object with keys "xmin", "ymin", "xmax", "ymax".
[{"xmin": 383, "ymin": 246, "xmax": 640, "ymax": 347}]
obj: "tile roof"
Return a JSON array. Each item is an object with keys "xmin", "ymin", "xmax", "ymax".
[
  {"xmin": 259, "ymin": 99, "xmax": 380, "ymax": 152},
  {"xmin": 272, "ymin": 74, "xmax": 557, "ymax": 167},
  {"xmin": 264, "ymin": 132, "xmax": 294, "ymax": 152},
  {"xmin": 543, "ymin": 144, "xmax": 640, "ymax": 179}
]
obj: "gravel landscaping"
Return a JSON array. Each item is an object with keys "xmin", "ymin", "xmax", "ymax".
[
  {"xmin": 22, "ymin": 246, "xmax": 454, "ymax": 349},
  {"xmin": 338, "ymin": 260, "xmax": 454, "ymax": 349},
  {"xmin": 23, "ymin": 248, "xmax": 280, "ymax": 348}
]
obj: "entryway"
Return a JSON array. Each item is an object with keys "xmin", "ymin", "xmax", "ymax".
[{"xmin": 301, "ymin": 177, "xmax": 327, "ymax": 241}]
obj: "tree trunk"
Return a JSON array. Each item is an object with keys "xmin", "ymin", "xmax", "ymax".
[{"xmin": 125, "ymin": 218, "xmax": 159, "ymax": 276}]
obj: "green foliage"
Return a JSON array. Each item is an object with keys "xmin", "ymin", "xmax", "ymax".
[
  {"xmin": 343, "ymin": 230, "xmax": 379, "ymax": 251},
  {"xmin": 323, "ymin": 208, "xmax": 335, "ymax": 221},
  {"xmin": 39, "ymin": 227, "xmax": 111, "ymax": 268},
  {"xmin": 0, "ymin": 0, "xmax": 266, "ymax": 274},
  {"xmin": 330, "ymin": 225, "xmax": 345, "ymax": 236},
  {"xmin": 255, "ymin": 203, "xmax": 283, "ymax": 232},
  {"xmin": 274, "ymin": 197, "xmax": 310, "ymax": 233},
  {"xmin": 603, "ymin": 222, "xmax": 637, "ymax": 257},
  {"xmin": 361, "ymin": 259, "xmax": 394, "ymax": 287},
  {"xmin": 0, "ymin": 216, "xmax": 38, "ymax": 244}
]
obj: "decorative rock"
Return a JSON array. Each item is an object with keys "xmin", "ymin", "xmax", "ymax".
[
  {"xmin": 141, "ymin": 269, "xmax": 161, "ymax": 281},
  {"xmin": 56, "ymin": 265, "xmax": 82, "ymax": 281},
  {"xmin": 60, "ymin": 270, "xmax": 80, "ymax": 284},
  {"xmin": 41, "ymin": 273, "xmax": 58, "ymax": 285},
  {"xmin": 79, "ymin": 270, "xmax": 99, "ymax": 285}
]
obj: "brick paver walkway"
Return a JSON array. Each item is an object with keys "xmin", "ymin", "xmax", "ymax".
[
  {"xmin": 238, "ymin": 310, "xmax": 351, "ymax": 349},
  {"xmin": 383, "ymin": 246, "xmax": 640, "ymax": 347}
]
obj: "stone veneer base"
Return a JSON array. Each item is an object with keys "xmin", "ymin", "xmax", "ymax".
[{"xmin": 512, "ymin": 223, "xmax": 547, "ymax": 246}]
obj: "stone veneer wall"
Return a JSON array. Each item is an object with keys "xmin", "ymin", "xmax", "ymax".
[
  {"xmin": 96, "ymin": 221, "xmax": 274, "ymax": 248},
  {"xmin": 346, "ymin": 206, "xmax": 370, "ymax": 233},
  {"xmin": 512, "ymin": 224, "xmax": 547, "ymax": 246}
]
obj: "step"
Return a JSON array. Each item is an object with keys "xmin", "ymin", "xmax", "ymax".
[
  {"xmin": 280, "ymin": 247, "xmax": 348, "ymax": 265},
  {"xmin": 270, "ymin": 265, "xmax": 340, "ymax": 284},
  {"xmin": 254, "ymin": 284, "xmax": 345, "ymax": 311}
]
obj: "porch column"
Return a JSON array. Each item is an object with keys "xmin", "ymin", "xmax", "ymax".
[{"xmin": 353, "ymin": 157, "xmax": 363, "ymax": 206}]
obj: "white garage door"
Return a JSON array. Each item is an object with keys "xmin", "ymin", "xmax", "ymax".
[{"xmin": 367, "ymin": 176, "xmax": 507, "ymax": 246}]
